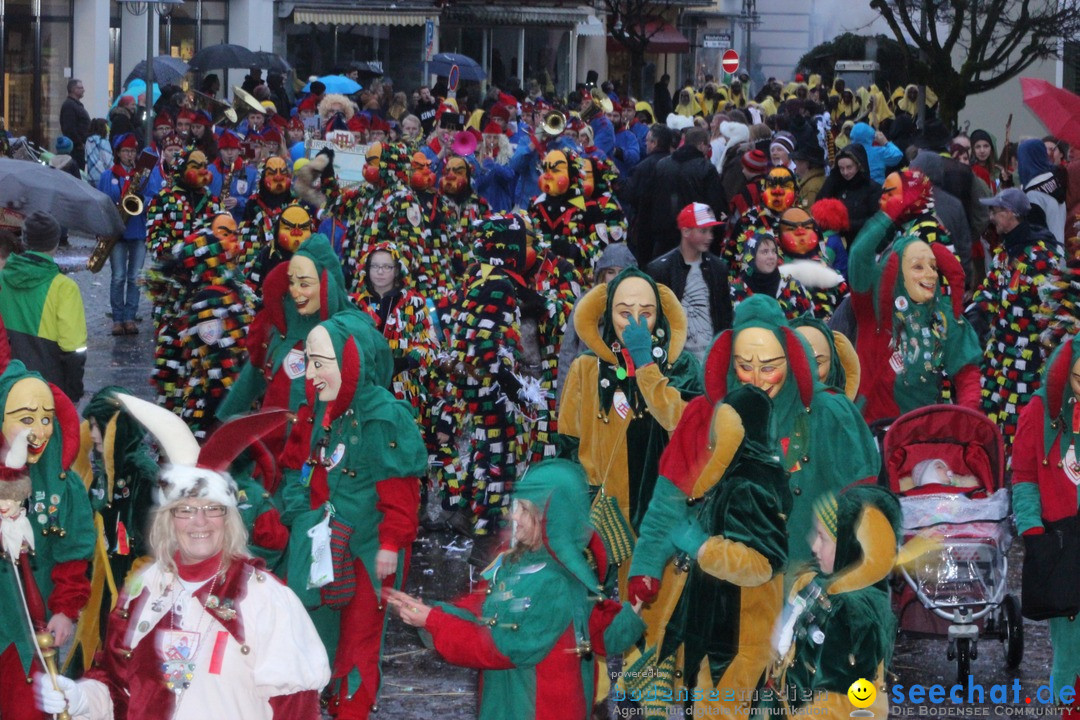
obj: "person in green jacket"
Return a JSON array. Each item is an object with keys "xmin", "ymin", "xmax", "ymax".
[{"xmin": 0, "ymin": 212, "xmax": 87, "ymax": 402}]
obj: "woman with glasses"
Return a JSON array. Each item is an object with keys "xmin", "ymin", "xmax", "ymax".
[{"xmin": 36, "ymin": 395, "xmax": 330, "ymax": 720}]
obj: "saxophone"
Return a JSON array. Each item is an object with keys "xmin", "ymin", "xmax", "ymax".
[
  {"xmin": 88, "ymin": 166, "xmax": 150, "ymax": 273},
  {"xmin": 220, "ymin": 165, "xmax": 235, "ymax": 206}
]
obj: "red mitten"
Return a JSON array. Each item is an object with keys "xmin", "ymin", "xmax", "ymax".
[
  {"xmin": 252, "ymin": 508, "xmax": 289, "ymax": 551},
  {"xmin": 882, "ymin": 170, "xmax": 932, "ymax": 223},
  {"xmin": 1022, "ymin": 527, "xmax": 1045, "ymax": 536},
  {"xmin": 627, "ymin": 575, "xmax": 659, "ymax": 605}
]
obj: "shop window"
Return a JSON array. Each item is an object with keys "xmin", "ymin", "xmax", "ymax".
[
  {"xmin": 3, "ymin": 13, "xmax": 34, "ymax": 139},
  {"xmin": 41, "ymin": 19, "xmax": 72, "ymax": 146}
]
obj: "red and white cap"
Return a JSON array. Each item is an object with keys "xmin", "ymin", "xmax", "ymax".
[{"xmin": 677, "ymin": 202, "xmax": 724, "ymax": 229}]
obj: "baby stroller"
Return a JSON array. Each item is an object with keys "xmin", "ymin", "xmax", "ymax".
[{"xmin": 882, "ymin": 405, "xmax": 1023, "ymax": 684}]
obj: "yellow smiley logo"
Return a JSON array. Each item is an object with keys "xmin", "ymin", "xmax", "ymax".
[{"xmin": 847, "ymin": 678, "xmax": 876, "ymax": 709}]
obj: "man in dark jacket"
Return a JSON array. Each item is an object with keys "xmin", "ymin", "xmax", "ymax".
[
  {"xmin": 59, "ymin": 78, "xmax": 90, "ymax": 169},
  {"xmin": 819, "ymin": 144, "xmax": 882, "ymax": 245},
  {"xmin": 0, "ymin": 212, "xmax": 87, "ymax": 401},
  {"xmin": 647, "ymin": 203, "xmax": 733, "ymax": 363},
  {"xmin": 910, "ymin": 149, "xmax": 974, "ymax": 280},
  {"xmin": 624, "ymin": 124, "xmax": 673, "ymax": 264},
  {"xmin": 649, "ymin": 127, "xmax": 727, "ymax": 259}
]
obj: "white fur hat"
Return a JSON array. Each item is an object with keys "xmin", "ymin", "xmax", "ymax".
[{"xmin": 116, "ymin": 394, "xmax": 290, "ymax": 509}]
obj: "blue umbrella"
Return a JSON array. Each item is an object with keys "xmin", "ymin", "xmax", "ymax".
[
  {"xmin": 428, "ymin": 53, "xmax": 486, "ymax": 82},
  {"xmin": 302, "ymin": 75, "xmax": 362, "ymax": 95},
  {"xmin": 110, "ymin": 80, "xmax": 161, "ymax": 109}
]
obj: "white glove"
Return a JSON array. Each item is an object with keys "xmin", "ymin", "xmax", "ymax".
[{"xmin": 35, "ymin": 673, "xmax": 88, "ymax": 717}]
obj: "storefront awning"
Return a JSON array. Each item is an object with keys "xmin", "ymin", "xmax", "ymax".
[
  {"xmin": 443, "ymin": 5, "xmax": 588, "ymax": 26},
  {"xmin": 576, "ymin": 14, "xmax": 606, "ymax": 37},
  {"xmin": 607, "ymin": 22, "xmax": 690, "ymax": 54},
  {"xmin": 290, "ymin": 8, "xmax": 433, "ymax": 25}
]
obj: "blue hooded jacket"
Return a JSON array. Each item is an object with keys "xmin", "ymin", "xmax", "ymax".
[{"xmin": 850, "ymin": 122, "xmax": 903, "ymax": 185}]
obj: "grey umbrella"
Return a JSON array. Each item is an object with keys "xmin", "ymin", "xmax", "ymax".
[
  {"xmin": 124, "ymin": 56, "xmax": 190, "ymax": 88},
  {"xmin": 0, "ymin": 158, "xmax": 125, "ymax": 238},
  {"xmin": 188, "ymin": 43, "xmax": 259, "ymax": 71},
  {"xmin": 253, "ymin": 51, "xmax": 291, "ymax": 74}
]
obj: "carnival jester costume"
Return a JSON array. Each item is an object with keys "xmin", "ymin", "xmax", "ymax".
[
  {"xmin": 1011, "ymin": 333, "xmax": 1080, "ymax": 711},
  {"xmin": 528, "ymin": 147, "xmax": 595, "ymax": 272},
  {"xmin": 775, "ymin": 206, "xmax": 849, "ymax": 320},
  {"xmin": 579, "ymin": 155, "xmax": 627, "ymax": 270},
  {"xmin": 699, "ymin": 295, "xmax": 879, "ymax": 568},
  {"xmin": 558, "ymin": 268, "xmax": 702, "ymax": 602},
  {"xmin": 722, "ymin": 166, "xmax": 799, "ymax": 280},
  {"xmin": 236, "ymin": 156, "xmax": 296, "ymax": 270},
  {"xmin": 623, "ymin": 385, "xmax": 791, "ymax": 718},
  {"xmin": 279, "ymin": 311, "xmax": 426, "ymax": 720},
  {"xmin": 729, "ymin": 230, "xmax": 814, "ymax": 321},
  {"xmin": 419, "ymin": 460, "xmax": 646, "ymax": 720},
  {"xmin": 790, "ymin": 315, "xmax": 861, "ymax": 401},
  {"xmin": 0, "ymin": 362, "xmax": 94, "ymax": 718},
  {"xmin": 243, "ymin": 202, "xmax": 316, "ymax": 303},
  {"xmin": 849, "ymin": 199, "xmax": 982, "ymax": 424},
  {"xmin": 438, "ymin": 153, "xmax": 491, "ymax": 272},
  {"xmin": 771, "ymin": 485, "xmax": 901, "ymax": 719},
  {"xmin": 403, "ymin": 151, "xmax": 460, "ymax": 297}
]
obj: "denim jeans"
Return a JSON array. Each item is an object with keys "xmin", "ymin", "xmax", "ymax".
[{"xmin": 109, "ymin": 238, "xmax": 146, "ymax": 323}]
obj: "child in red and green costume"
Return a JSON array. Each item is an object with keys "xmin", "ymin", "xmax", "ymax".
[
  {"xmin": 279, "ymin": 311, "xmax": 427, "ymax": 720},
  {"xmin": 385, "ymin": 460, "xmax": 646, "ymax": 720},
  {"xmin": 849, "ymin": 169, "xmax": 981, "ymax": 424},
  {"xmin": 1012, "ymin": 333, "xmax": 1080, "ymax": 717}
]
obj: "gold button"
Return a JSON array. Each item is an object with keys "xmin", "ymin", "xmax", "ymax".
[
  {"xmin": 123, "ymin": 650, "xmax": 133, "ymax": 659},
  {"xmin": 256, "ymin": 573, "xmax": 266, "ymax": 583},
  {"xmin": 119, "ymin": 610, "xmax": 130, "ymax": 619}
]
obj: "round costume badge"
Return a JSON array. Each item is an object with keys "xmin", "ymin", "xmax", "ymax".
[
  {"xmin": 50, "ymin": 494, "xmax": 60, "ymax": 505},
  {"xmin": 196, "ymin": 319, "xmax": 224, "ymax": 346},
  {"xmin": 406, "ymin": 205, "xmax": 422, "ymax": 227},
  {"xmin": 595, "ymin": 224, "xmax": 608, "ymax": 242},
  {"xmin": 610, "ymin": 225, "xmax": 625, "ymax": 242},
  {"xmin": 236, "ymin": 180, "xmax": 249, "ymax": 195},
  {"xmin": 894, "ymin": 296, "xmax": 909, "ymax": 311}
]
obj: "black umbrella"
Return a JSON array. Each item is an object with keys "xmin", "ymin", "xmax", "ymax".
[
  {"xmin": 124, "ymin": 56, "xmax": 190, "ymax": 88},
  {"xmin": 428, "ymin": 53, "xmax": 486, "ymax": 82},
  {"xmin": 348, "ymin": 60, "xmax": 384, "ymax": 78},
  {"xmin": 188, "ymin": 43, "xmax": 259, "ymax": 71},
  {"xmin": 0, "ymin": 158, "xmax": 124, "ymax": 238},
  {"xmin": 253, "ymin": 51, "xmax": 291, "ymax": 74}
]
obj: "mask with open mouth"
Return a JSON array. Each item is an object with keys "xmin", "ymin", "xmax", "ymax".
[{"xmin": 2, "ymin": 377, "xmax": 55, "ymax": 465}]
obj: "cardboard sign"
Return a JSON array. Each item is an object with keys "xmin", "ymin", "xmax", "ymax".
[{"xmin": 308, "ymin": 139, "xmax": 370, "ymax": 187}]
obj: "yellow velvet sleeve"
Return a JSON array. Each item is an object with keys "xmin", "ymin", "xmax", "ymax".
[
  {"xmin": 635, "ymin": 362, "xmax": 688, "ymax": 432},
  {"xmin": 697, "ymin": 535, "xmax": 774, "ymax": 587}
]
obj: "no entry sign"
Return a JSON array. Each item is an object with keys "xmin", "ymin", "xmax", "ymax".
[{"xmin": 722, "ymin": 49, "xmax": 740, "ymax": 75}]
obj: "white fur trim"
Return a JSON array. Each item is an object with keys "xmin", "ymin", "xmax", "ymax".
[
  {"xmin": 156, "ymin": 464, "xmax": 238, "ymax": 508},
  {"xmin": 3, "ymin": 429, "xmax": 29, "ymax": 469},
  {"xmin": 0, "ymin": 508, "xmax": 34, "ymax": 557},
  {"xmin": 779, "ymin": 259, "xmax": 844, "ymax": 289},
  {"xmin": 666, "ymin": 113, "xmax": 695, "ymax": 131}
]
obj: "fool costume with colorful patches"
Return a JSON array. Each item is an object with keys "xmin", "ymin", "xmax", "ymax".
[
  {"xmin": 701, "ymin": 295, "xmax": 879, "ymax": 567},
  {"xmin": 236, "ymin": 156, "xmax": 297, "ymax": 270},
  {"xmin": 405, "ymin": 151, "xmax": 461, "ymax": 296},
  {"xmin": 528, "ymin": 147, "xmax": 594, "ymax": 271},
  {"xmin": 729, "ymin": 231, "xmax": 814, "ymax": 321},
  {"xmin": 438, "ymin": 154, "xmax": 492, "ymax": 272},
  {"xmin": 0, "ymin": 362, "xmax": 94, "ymax": 720},
  {"xmin": 244, "ymin": 202, "xmax": 316, "ymax": 301},
  {"xmin": 579, "ymin": 156, "xmax": 627, "ymax": 270},
  {"xmin": 409, "ymin": 460, "xmax": 646, "ymax": 720},
  {"xmin": 279, "ymin": 311, "xmax": 426, "ymax": 720},
  {"xmin": 722, "ymin": 167, "xmax": 799, "ymax": 279},
  {"xmin": 769, "ymin": 485, "xmax": 901, "ymax": 719},
  {"xmin": 40, "ymin": 395, "xmax": 330, "ymax": 720},
  {"xmin": 848, "ymin": 205, "xmax": 982, "ymax": 424},
  {"xmin": 775, "ymin": 206, "xmax": 849, "ymax": 319},
  {"xmin": 146, "ymin": 147, "xmax": 222, "ymax": 410},
  {"xmin": 975, "ymin": 214, "xmax": 1059, "ymax": 458},
  {"xmin": 1011, "ymin": 333, "xmax": 1080, "ymax": 714},
  {"xmin": 623, "ymin": 386, "xmax": 791, "ymax": 718},
  {"xmin": 438, "ymin": 215, "xmax": 535, "ymax": 539},
  {"xmin": 557, "ymin": 268, "xmax": 702, "ymax": 603}
]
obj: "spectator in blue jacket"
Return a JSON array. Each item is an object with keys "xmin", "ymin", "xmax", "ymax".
[
  {"xmin": 475, "ymin": 122, "xmax": 516, "ymax": 212},
  {"xmin": 849, "ymin": 122, "xmax": 903, "ymax": 185},
  {"xmin": 608, "ymin": 102, "xmax": 641, "ymax": 180}
]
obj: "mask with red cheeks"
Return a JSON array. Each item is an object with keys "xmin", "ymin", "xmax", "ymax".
[
  {"xmin": 778, "ymin": 207, "xmax": 820, "ymax": 257},
  {"xmin": 581, "ymin": 159, "xmax": 596, "ymax": 199},
  {"xmin": 264, "ymin": 156, "xmax": 292, "ymax": 194},
  {"xmin": 762, "ymin": 167, "xmax": 797, "ymax": 213},
  {"xmin": 182, "ymin": 150, "xmax": 213, "ymax": 189},
  {"xmin": 211, "ymin": 213, "xmax": 239, "ymax": 257},
  {"xmin": 363, "ymin": 142, "xmax": 384, "ymax": 186},
  {"xmin": 277, "ymin": 204, "xmax": 313, "ymax": 252},
  {"xmin": 538, "ymin": 150, "xmax": 571, "ymax": 197},
  {"xmin": 409, "ymin": 152, "xmax": 436, "ymax": 192},
  {"xmin": 439, "ymin": 156, "xmax": 469, "ymax": 196}
]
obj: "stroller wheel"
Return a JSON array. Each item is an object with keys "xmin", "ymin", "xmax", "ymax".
[
  {"xmin": 956, "ymin": 638, "xmax": 972, "ymax": 686},
  {"xmin": 1002, "ymin": 594, "xmax": 1024, "ymax": 669}
]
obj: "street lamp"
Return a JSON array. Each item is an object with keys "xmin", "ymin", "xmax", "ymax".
[{"xmin": 120, "ymin": 0, "xmax": 184, "ymax": 148}]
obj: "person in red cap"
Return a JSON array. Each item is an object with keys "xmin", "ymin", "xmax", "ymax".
[
  {"xmin": 150, "ymin": 111, "xmax": 174, "ymax": 153},
  {"xmin": 189, "ymin": 109, "xmax": 218, "ymax": 161},
  {"xmin": 98, "ymin": 133, "xmax": 153, "ymax": 335},
  {"xmin": 606, "ymin": 99, "xmax": 640, "ymax": 180},
  {"xmin": 209, "ymin": 129, "xmax": 257, "ymax": 221},
  {"xmin": 474, "ymin": 122, "xmax": 515, "ymax": 212},
  {"xmin": 175, "ymin": 107, "xmax": 198, "ymax": 139},
  {"xmin": 107, "ymin": 95, "xmax": 139, "ymax": 145},
  {"xmin": 647, "ymin": 202, "xmax": 733, "ymax": 363}
]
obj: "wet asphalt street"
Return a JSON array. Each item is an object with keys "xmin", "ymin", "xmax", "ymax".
[{"xmin": 60, "ymin": 235, "xmax": 1059, "ymax": 718}]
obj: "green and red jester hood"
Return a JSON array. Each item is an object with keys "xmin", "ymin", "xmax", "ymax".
[
  {"xmin": 814, "ymin": 484, "xmax": 901, "ymax": 595},
  {"xmin": 1034, "ymin": 333, "xmax": 1080, "ymax": 460},
  {"xmin": 0, "ymin": 360, "xmax": 81, "ymax": 474}
]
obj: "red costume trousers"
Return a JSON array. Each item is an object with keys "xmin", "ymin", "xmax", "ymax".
[{"xmin": 0, "ymin": 644, "xmax": 46, "ymax": 720}]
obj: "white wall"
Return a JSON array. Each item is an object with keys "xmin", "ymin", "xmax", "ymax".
[
  {"xmin": 229, "ymin": 0, "xmax": 276, "ymax": 52},
  {"xmin": 957, "ymin": 59, "xmax": 1058, "ymax": 144},
  {"xmin": 72, "ymin": 0, "xmax": 112, "ymax": 115}
]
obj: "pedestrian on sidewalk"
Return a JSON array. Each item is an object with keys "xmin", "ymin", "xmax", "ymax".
[
  {"xmin": 0, "ymin": 212, "xmax": 87, "ymax": 402},
  {"xmin": 60, "ymin": 78, "xmax": 90, "ymax": 170}
]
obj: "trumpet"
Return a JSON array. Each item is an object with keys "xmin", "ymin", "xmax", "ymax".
[
  {"xmin": 540, "ymin": 111, "xmax": 566, "ymax": 138},
  {"xmin": 580, "ymin": 87, "xmax": 614, "ymax": 123}
]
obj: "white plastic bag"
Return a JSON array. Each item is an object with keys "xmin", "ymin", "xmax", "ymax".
[{"xmin": 307, "ymin": 509, "xmax": 334, "ymax": 589}]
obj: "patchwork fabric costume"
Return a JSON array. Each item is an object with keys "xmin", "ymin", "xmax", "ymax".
[
  {"xmin": 558, "ymin": 268, "xmax": 702, "ymax": 603},
  {"xmin": 579, "ymin": 156, "xmax": 628, "ymax": 270},
  {"xmin": 405, "ymin": 152, "xmax": 461, "ymax": 297},
  {"xmin": 528, "ymin": 148, "xmax": 596, "ymax": 272},
  {"xmin": 437, "ymin": 154, "xmax": 492, "ymax": 273},
  {"xmin": 0, "ymin": 362, "xmax": 94, "ymax": 719},
  {"xmin": 975, "ymin": 220, "xmax": 1058, "ymax": 457},
  {"xmin": 729, "ymin": 231, "xmax": 814, "ymax": 320},
  {"xmin": 849, "ymin": 210, "xmax": 982, "ymax": 424},
  {"xmin": 722, "ymin": 167, "xmax": 799, "ymax": 280},
  {"xmin": 424, "ymin": 460, "xmax": 646, "ymax": 720},
  {"xmin": 279, "ymin": 311, "xmax": 426, "ymax": 720},
  {"xmin": 237, "ymin": 157, "xmax": 296, "ymax": 270},
  {"xmin": 623, "ymin": 386, "xmax": 791, "ymax": 717},
  {"xmin": 1011, "ymin": 333, "xmax": 1080, "ymax": 711},
  {"xmin": 775, "ymin": 207, "xmax": 849, "ymax": 319}
]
